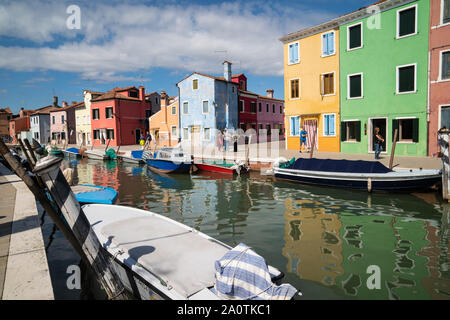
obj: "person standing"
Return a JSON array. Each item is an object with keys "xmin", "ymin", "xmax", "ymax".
[
  {"xmin": 374, "ymin": 127, "xmax": 384, "ymax": 160},
  {"xmin": 299, "ymin": 127, "xmax": 307, "ymax": 153}
]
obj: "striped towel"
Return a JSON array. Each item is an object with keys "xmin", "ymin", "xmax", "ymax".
[{"xmin": 213, "ymin": 243, "xmax": 298, "ymax": 300}]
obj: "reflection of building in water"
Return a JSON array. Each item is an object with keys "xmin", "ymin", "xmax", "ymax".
[
  {"xmin": 282, "ymin": 198, "xmax": 344, "ymax": 286},
  {"xmin": 417, "ymin": 208, "xmax": 450, "ymax": 300},
  {"xmin": 336, "ymin": 214, "xmax": 430, "ymax": 299},
  {"xmin": 92, "ymin": 161, "xmax": 118, "ymax": 188}
]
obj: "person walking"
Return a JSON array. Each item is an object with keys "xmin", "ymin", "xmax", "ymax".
[
  {"xmin": 299, "ymin": 127, "xmax": 307, "ymax": 153},
  {"xmin": 216, "ymin": 130, "xmax": 223, "ymax": 152},
  {"xmin": 374, "ymin": 127, "xmax": 384, "ymax": 160}
]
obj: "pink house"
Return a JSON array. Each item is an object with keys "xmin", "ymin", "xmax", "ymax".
[
  {"xmin": 50, "ymin": 101, "xmax": 80, "ymax": 144},
  {"xmin": 428, "ymin": 0, "xmax": 450, "ymax": 156},
  {"xmin": 257, "ymin": 89, "xmax": 285, "ymax": 142}
]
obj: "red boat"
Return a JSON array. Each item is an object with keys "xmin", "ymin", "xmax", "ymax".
[{"xmin": 195, "ymin": 160, "xmax": 250, "ymax": 175}]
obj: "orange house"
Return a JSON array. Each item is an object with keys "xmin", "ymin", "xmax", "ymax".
[{"xmin": 149, "ymin": 92, "xmax": 179, "ymax": 147}]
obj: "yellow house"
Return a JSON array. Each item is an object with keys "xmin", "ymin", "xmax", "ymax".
[
  {"xmin": 281, "ymin": 25, "xmax": 340, "ymax": 152},
  {"xmin": 75, "ymin": 90, "xmax": 103, "ymax": 146},
  {"xmin": 149, "ymin": 92, "xmax": 179, "ymax": 148}
]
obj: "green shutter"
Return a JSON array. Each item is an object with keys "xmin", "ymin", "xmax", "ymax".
[
  {"xmin": 412, "ymin": 118, "xmax": 419, "ymax": 143},
  {"xmin": 392, "ymin": 119, "xmax": 399, "ymax": 141},
  {"xmin": 399, "ymin": 7, "xmax": 416, "ymax": 37},
  {"xmin": 349, "ymin": 24, "xmax": 362, "ymax": 49},
  {"xmin": 340, "ymin": 122, "xmax": 346, "ymax": 141},
  {"xmin": 356, "ymin": 121, "xmax": 361, "ymax": 142}
]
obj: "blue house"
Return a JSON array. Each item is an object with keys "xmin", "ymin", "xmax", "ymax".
[{"xmin": 177, "ymin": 61, "xmax": 239, "ymax": 145}]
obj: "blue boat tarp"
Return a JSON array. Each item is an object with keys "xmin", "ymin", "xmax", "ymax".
[
  {"xmin": 131, "ymin": 150, "xmax": 144, "ymax": 159},
  {"xmin": 213, "ymin": 243, "xmax": 297, "ymax": 300},
  {"xmin": 74, "ymin": 185, "xmax": 118, "ymax": 204},
  {"xmin": 65, "ymin": 147, "xmax": 80, "ymax": 154},
  {"xmin": 286, "ymin": 158, "xmax": 392, "ymax": 174}
]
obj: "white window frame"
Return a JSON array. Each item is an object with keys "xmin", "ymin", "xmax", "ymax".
[
  {"xmin": 441, "ymin": 0, "xmax": 450, "ymax": 26},
  {"xmin": 288, "ymin": 41, "xmax": 300, "ymax": 65},
  {"xmin": 342, "ymin": 119, "xmax": 361, "ymax": 143},
  {"xmin": 395, "ymin": 116, "xmax": 417, "ymax": 143},
  {"xmin": 396, "ymin": 63, "xmax": 417, "ymax": 95},
  {"xmin": 183, "ymin": 127, "xmax": 190, "ymax": 140},
  {"xmin": 202, "ymin": 100, "xmax": 209, "ymax": 114},
  {"xmin": 347, "ymin": 22, "xmax": 363, "ymax": 51},
  {"xmin": 182, "ymin": 101, "xmax": 189, "ymax": 115},
  {"xmin": 171, "ymin": 126, "xmax": 178, "ymax": 139},
  {"xmin": 171, "ymin": 104, "xmax": 177, "ymax": 115},
  {"xmin": 105, "ymin": 106, "xmax": 114, "ymax": 119},
  {"xmin": 439, "ymin": 49, "xmax": 450, "ymax": 82},
  {"xmin": 239, "ymin": 99, "xmax": 245, "ymax": 113},
  {"xmin": 396, "ymin": 4, "xmax": 418, "ymax": 40},
  {"xmin": 323, "ymin": 113, "xmax": 336, "ymax": 137},
  {"xmin": 289, "ymin": 78, "xmax": 301, "ymax": 100},
  {"xmin": 203, "ymin": 127, "xmax": 211, "ymax": 141},
  {"xmin": 289, "ymin": 116, "xmax": 301, "ymax": 137},
  {"xmin": 321, "ymin": 71, "xmax": 336, "ymax": 96},
  {"xmin": 193, "ymin": 78, "xmax": 199, "ymax": 90},
  {"xmin": 92, "ymin": 109, "xmax": 100, "ymax": 120},
  {"xmin": 347, "ymin": 72, "xmax": 364, "ymax": 99},
  {"xmin": 321, "ymin": 30, "xmax": 336, "ymax": 58},
  {"xmin": 439, "ymin": 104, "xmax": 450, "ymax": 129}
]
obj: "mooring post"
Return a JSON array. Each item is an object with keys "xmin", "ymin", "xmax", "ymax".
[
  {"xmin": 440, "ymin": 130, "xmax": 450, "ymax": 202},
  {"xmin": 389, "ymin": 129, "xmax": 398, "ymax": 170},
  {"xmin": 33, "ymin": 156, "xmax": 127, "ymax": 299}
]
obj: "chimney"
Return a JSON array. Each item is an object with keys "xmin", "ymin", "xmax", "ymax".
[
  {"xmin": 62, "ymin": 101, "xmax": 68, "ymax": 108},
  {"xmin": 139, "ymin": 86, "xmax": 145, "ymax": 101},
  {"xmin": 53, "ymin": 96, "xmax": 58, "ymax": 107},
  {"xmin": 19, "ymin": 107, "xmax": 24, "ymax": 118},
  {"xmin": 160, "ymin": 91, "xmax": 169, "ymax": 107},
  {"xmin": 266, "ymin": 89, "xmax": 274, "ymax": 98},
  {"xmin": 223, "ymin": 61, "xmax": 232, "ymax": 82}
]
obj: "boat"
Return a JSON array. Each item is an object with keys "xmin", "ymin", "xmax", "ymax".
[
  {"xmin": 195, "ymin": 159, "xmax": 249, "ymax": 175},
  {"xmin": 82, "ymin": 203, "xmax": 298, "ymax": 300},
  {"xmin": 63, "ymin": 147, "xmax": 82, "ymax": 158},
  {"xmin": 273, "ymin": 157, "xmax": 442, "ymax": 193},
  {"xmin": 85, "ymin": 148, "xmax": 117, "ymax": 161},
  {"xmin": 143, "ymin": 148, "xmax": 192, "ymax": 174},
  {"xmin": 48, "ymin": 146, "xmax": 64, "ymax": 156},
  {"xmin": 118, "ymin": 150, "xmax": 145, "ymax": 164},
  {"xmin": 72, "ymin": 185, "xmax": 118, "ymax": 205}
]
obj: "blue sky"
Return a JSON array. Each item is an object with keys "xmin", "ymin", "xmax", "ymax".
[{"xmin": 0, "ymin": 0, "xmax": 374, "ymax": 113}]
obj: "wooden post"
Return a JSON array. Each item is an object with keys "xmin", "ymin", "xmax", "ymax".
[
  {"xmin": 309, "ymin": 129, "xmax": 317, "ymax": 159},
  {"xmin": 18, "ymin": 139, "xmax": 35, "ymax": 168},
  {"xmin": 33, "ymin": 156, "xmax": 127, "ymax": 299},
  {"xmin": 389, "ymin": 129, "xmax": 398, "ymax": 170},
  {"xmin": 440, "ymin": 131, "xmax": 450, "ymax": 201},
  {"xmin": 24, "ymin": 139, "xmax": 38, "ymax": 164}
]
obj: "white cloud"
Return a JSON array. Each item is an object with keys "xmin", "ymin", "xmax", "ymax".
[{"xmin": 0, "ymin": 0, "xmax": 334, "ymax": 81}]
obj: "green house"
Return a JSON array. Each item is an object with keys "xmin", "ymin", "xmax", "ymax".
[{"xmin": 339, "ymin": 0, "xmax": 430, "ymax": 156}]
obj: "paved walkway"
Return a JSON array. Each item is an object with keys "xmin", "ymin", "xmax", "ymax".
[{"xmin": 0, "ymin": 163, "xmax": 53, "ymax": 300}]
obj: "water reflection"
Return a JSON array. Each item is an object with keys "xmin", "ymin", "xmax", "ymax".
[{"xmin": 40, "ymin": 159, "xmax": 450, "ymax": 300}]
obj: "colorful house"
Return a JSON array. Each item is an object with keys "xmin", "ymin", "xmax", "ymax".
[
  {"xmin": 257, "ymin": 90, "xmax": 285, "ymax": 142},
  {"xmin": 75, "ymin": 90, "xmax": 104, "ymax": 146},
  {"xmin": 338, "ymin": 0, "xmax": 430, "ymax": 156},
  {"xmin": 280, "ymin": 22, "xmax": 341, "ymax": 152},
  {"xmin": 90, "ymin": 86, "xmax": 151, "ymax": 147},
  {"xmin": 149, "ymin": 92, "xmax": 179, "ymax": 147},
  {"xmin": 50, "ymin": 101, "xmax": 78, "ymax": 144},
  {"xmin": 0, "ymin": 107, "xmax": 12, "ymax": 140},
  {"xmin": 9, "ymin": 108, "xmax": 35, "ymax": 144},
  {"xmin": 428, "ymin": 0, "xmax": 450, "ymax": 156},
  {"xmin": 30, "ymin": 105, "xmax": 59, "ymax": 144},
  {"xmin": 177, "ymin": 61, "xmax": 239, "ymax": 145}
]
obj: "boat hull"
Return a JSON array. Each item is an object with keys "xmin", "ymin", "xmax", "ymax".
[
  {"xmin": 146, "ymin": 159, "xmax": 191, "ymax": 174},
  {"xmin": 196, "ymin": 162, "xmax": 249, "ymax": 175},
  {"xmin": 119, "ymin": 155, "xmax": 144, "ymax": 164},
  {"xmin": 274, "ymin": 168, "xmax": 442, "ymax": 192},
  {"xmin": 85, "ymin": 151, "xmax": 108, "ymax": 160}
]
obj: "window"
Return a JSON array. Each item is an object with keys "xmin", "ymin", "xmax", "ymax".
[
  {"xmin": 272, "ymin": 104, "xmax": 275, "ymax": 113},
  {"xmin": 106, "ymin": 107, "xmax": 113, "ymax": 119},
  {"xmin": 280, "ymin": 105, "xmax": 283, "ymax": 114},
  {"xmin": 290, "ymin": 79, "xmax": 300, "ymax": 99},
  {"xmin": 239, "ymin": 80, "xmax": 246, "ymax": 90},
  {"xmin": 171, "ymin": 105, "xmax": 177, "ymax": 115},
  {"xmin": 348, "ymin": 23, "xmax": 362, "ymax": 50},
  {"xmin": 251, "ymin": 102, "xmax": 257, "ymax": 113},
  {"xmin": 61, "ymin": 132, "xmax": 66, "ymax": 140},
  {"xmin": 183, "ymin": 128, "xmax": 189, "ymax": 140},
  {"xmin": 129, "ymin": 91, "xmax": 138, "ymax": 98},
  {"xmin": 266, "ymin": 124, "xmax": 271, "ymax": 135},
  {"xmin": 183, "ymin": 102, "xmax": 188, "ymax": 114},
  {"xmin": 258, "ymin": 103, "xmax": 262, "ymax": 112},
  {"xmin": 266, "ymin": 104, "xmax": 269, "ymax": 112},
  {"xmin": 171, "ymin": 126, "xmax": 177, "ymax": 138},
  {"xmin": 145, "ymin": 109, "xmax": 151, "ymax": 118},
  {"xmin": 341, "ymin": 121, "xmax": 361, "ymax": 142},
  {"xmin": 442, "ymin": 51, "xmax": 450, "ymax": 80},
  {"xmin": 106, "ymin": 129, "xmax": 114, "ymax": 140},
  {"xmin": 323, "ymin": 114, "xmax": 336, "ymax": 137},
  {"xmin": 239, "ymin": 100, "xmax": 244, "ymax": 112},
  {"xmin": 290, "ymin": 116, "xmax": 300, "ymax": 137},
  {"xmin": 93, "ymin": 130, "xmax": 100, "ymax": 140},
  {"xmin": 392, "ymin": 118, "xmax": 419, "ymax": 142},
  {"xmin": 348, "ymin": 73, "xmax": 363, "ymax": 99},
  {"xmin": 397, "ymin": 64, "xmax": 416, "ymax": 94},
  {"xmin": 441, "ymin": 106, "xmax": 450, "ymax": 128},
  {"xmin": 202, "ymin": 101, "xmax": 209, "ymax": 114},
  {"xmin": 397, "ymin": 5, "xmax": 417, "ymax": 38},
  {"xmin": 193, "ymin": 79, "xmax": 198, "ymax": 90},
  {"xmin": 34, "ymin": 132, "xmax": 39, "ymax": 139},
  {"xmin": 92, "ymin": 109, "xmax": 100, "ymax": 120},
  {"xmin": 443, "ymin": 0, "xmax": 450, "ymax": 24},
  {"xmin": 288, "ymin": 42, "xmax": 300, "ymax": 64},
  {"xmin": 322, "ymin": 31, "xmax": 335, "ymax": 57},
  {"xmin": 322, "ymin": 73, "xmax": 335, "ymax": 95},
  {"xmin": 61, "ymin": 115, "xmax": 65, "ymax": 123},
  {"xmin": 203, "ymin": 128, "xmax": 210, "ymax": 140}
]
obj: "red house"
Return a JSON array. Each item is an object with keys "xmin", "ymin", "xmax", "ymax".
[
  {"xmin": 233, "ymin": 74, "xmax": 258, "ymax": 133},
  {"xmin": 9, "ymin": 108, "xmax": 34, "ymax": 144},
  {"xmin": 90, "ymin": 86, "xmax": 151, "ymax": 147}
]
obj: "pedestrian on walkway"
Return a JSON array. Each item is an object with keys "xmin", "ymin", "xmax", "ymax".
[
  {"xmin": 216, "ymin": 130, "xmax": 223, "ymax": 151},
  {"xmin": 374, "ymin": 127, "xmax": 384, "ymax": 160},
  {"xmin": 299, "ymin": 127, "xmax": 307, "ymax": 153}
]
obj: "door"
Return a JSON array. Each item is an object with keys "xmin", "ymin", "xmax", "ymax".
[
  {"xmin": 135, "ymin": 129, "xmax": 141, "ymax": 145},
  {"xmin": 370, "ymin": 118, "xmax": 387, "ymax": 152},
  {"xmin": 100, "ymin": 129, "xmax": 106, "ymax": 145},
  {"xmin": 303, "ymin": 119, "xmax": 318, "ymax": 150}
]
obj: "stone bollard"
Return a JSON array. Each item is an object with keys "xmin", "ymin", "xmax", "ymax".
[{"xmin": 33, "ymin": 156, "xmax": 126, "ymax": 299}]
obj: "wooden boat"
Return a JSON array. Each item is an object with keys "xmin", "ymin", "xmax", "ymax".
[
  {"xmin": 72, "ymin": 185, "xmax": 118, "ymax": 205},
  {"xmin": 48, "ymin": 146, "xmax": 63, "ymax": 156},
  {"xmin": 143, "ymin": 148, "xmax": 192, "ymax": 174},
  {"xmin": 82, "ymin": 204, "xmax": 298, "ymax": 300},
  {"xmin": 195, "ymin": 159, "xmax": 249, "ymax": 175},
  {"xmin": 274, "ymin": 158, "xmax": 442, "ymax": 193},
  {"xmin": 85, "ymin": 150, "xmax": 109, "ymax": 160},
  {"xmin": 63, "ymin": 147, "xmax": 82, "ymax": 158},
  {"xmin": 118, "ymin": 150, "xmax": 145, "ymax": 164}
]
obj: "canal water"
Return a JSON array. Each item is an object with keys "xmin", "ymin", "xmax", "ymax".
[{"xmin": 41, "ymin": 158, "xmax": 449, "ymax": 300}]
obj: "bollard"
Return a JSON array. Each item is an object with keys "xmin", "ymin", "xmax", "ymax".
[{"xmin": 33, "ymin": 156, "xmax": 127, "ymax": 299}]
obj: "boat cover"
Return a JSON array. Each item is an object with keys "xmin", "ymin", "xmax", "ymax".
[
  {"xmin": 213, "ymin": 243, "xmax": 297, "ymax": 300},
  {"xmin": 287, "ymin": 158, "xmax": 392, "ymax": 174},
  {"xmin": 131, "ymin": 150, "xmax": 144, "ymax": 159},
  {"xmin": 65, "ymin": 147, "xmax": 80, "ymax": 154}
]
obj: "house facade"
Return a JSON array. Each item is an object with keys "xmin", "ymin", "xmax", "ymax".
[
  {"xmin": 339, "ymin": 0, "xmax": 430, "ymax": 156},
  {"xmin": 50, "ymin": 102, "xmax": 78, "ymax": 144},
  {"xmin": 75, "ymin": 90, "xmax": 103, "ymax": 146},
  {"xmin": 177, "ymin": 61, "xmax": 239, "ymax": 145},
  {"xmin": 29, "ymin": 106, "xmax": 58, "ymax": 144},
  {"xmin": 0, "ymin": 107, "xmax": 12, "ymax": 140},
  {"xmin": 281, "ymin": 24, "xmax": 341, "ymax": 152},
  {"xmin": 428, "ymin": 0, "xmax": 450, "ymax": 156},
  {"xmin": 149, "ymin": 92, "xmax": 179, "ymax": 147},
  {"xmin": 90, "ymin": 86, "xmax": 150, "ymax": 147},
  {"xmin": 257, "ymin": 90, "xmax": 285, "ymax": 142},
  {"xmin": 9, "ymin": 108, "xmax": 34, "ymax": 144}
]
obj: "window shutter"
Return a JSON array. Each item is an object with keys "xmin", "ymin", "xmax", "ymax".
[
  {"xmin": 356, "ymin": 121, "xmax": 361, "ymax": 142},
  {"xmin": 330, "ymin": 115, "xmax": 335, "ymax": 136},
  {"xmin": 340, "ymin": 122, "xmax": 346, "ymax": 141},
  {"xmin": 349, "ymin": 24, "xmax": 362, "ymax": 49},
  {"xmin": 399, "ymin": 7, "xmax": 416, "ymax": 37},
  {"xmin": 328, "ymin": 33, "xmax": 334, "ymax": 54},
  {"xmin": 392, "ymin": 119, "xmax": 399, "ymax": 141},
  {"xmin": 322, "ymin": 34, "xmax": 328, "ymax": 56},
  {"xmin": 289, "ymin": 45, "xmax": 294, "ymax": 64},
  {"xmin": 412, "ymin": 118, "xmax": 419, "ymax": 142}
]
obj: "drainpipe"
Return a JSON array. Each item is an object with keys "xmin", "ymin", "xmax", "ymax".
[{"xmin": 427, "ymin": 49, "xmax": 431, "ymax": 157}]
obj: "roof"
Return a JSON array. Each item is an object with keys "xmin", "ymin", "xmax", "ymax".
[
  {"xmin": 145, "ymin": 91, "xmax": 160, "ymax": 97},
  {"xmin": 279, "ymin": 0, "xmax": 400, "ymax": 43},
  {"xmin": 177, "ymin": 71, "xmax": 242, "ymax": 85},
  {"xmin": 92, "ymin": 90, "xmax": 144, "ymax": 102},
  {"xmin": 32, "ymin": 105, "xmax": 60, "ymax": 115},
  {"xmin": 50, "ymin": 101, "xmax": 83, "ymax": 112},
  {"xmin": 239, "ymin": 89, "xmax": 284, "ymax": 103},
  {"xmin": 113, "ymin": 86, "xmax": 138, "ymax": 92}
]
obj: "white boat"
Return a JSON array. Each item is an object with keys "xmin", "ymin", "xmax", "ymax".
[
  {"xmin": 82, "ymin": 204, "xmax": 297, "ymax": 300},
  {"xmin": 85, "ymin": 150, "xmax": 109, "ymax": 161},
  {"xmin": 118, "ymin": 150, "xmax": 145, "ymax": 164}
]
